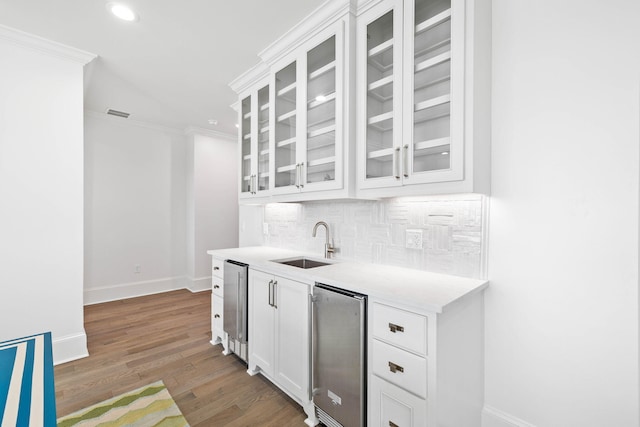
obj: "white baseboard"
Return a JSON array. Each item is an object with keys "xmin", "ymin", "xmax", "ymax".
[
  {"xmin": 84, "ymin": 276, "xmax": 186, "ymax": 305},
  {"xmin": 53, "ymin": 332, "xmax": 88, "ymax": 366},
  {"xmin": 482, "ymin": 405, "xmax": 537, "ymax": 427},
  {"xmin": 187, "ymin": 276, "xmax": 212, "ymax": 293}
]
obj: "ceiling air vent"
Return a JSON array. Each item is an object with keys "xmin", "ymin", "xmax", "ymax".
[{"xmin": 105, "ymin": 108, "xmax": 130, "ymax": 119}]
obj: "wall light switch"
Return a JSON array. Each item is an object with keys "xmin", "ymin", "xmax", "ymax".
[
  {"xmin": 406, "ymin": 229, "xmax": 423, "ymax": 250},
  {"xmin": 263, "ymin": 223, "xmax": 269, "ymax": 235}
]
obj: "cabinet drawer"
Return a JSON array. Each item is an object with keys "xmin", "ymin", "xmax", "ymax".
[
  {"xmin": 370, "ymin": 375, "xmax": 427, "ymax": 427},
  {"xmin": 212, "ymin": 294, "xmax": 223, "ymax": 332},
  {"xmin": 212, "ymin": 258, "xmax": 224, "ymax": 278},
  {"xmin": 372, "ymin": 303, "xmax": 427, "ymax": 356},
  {"xmin": 372, "ymin": 340, "xmax": 427, "ymax": 399},
  {"xmin": 212, "ymin": 276, "xmax": 223, "ymax": 297}
]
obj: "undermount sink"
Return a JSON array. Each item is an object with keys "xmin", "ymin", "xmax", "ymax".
[{"xmin": 273, "ymin": 257, "xmax": 332, "ymax": 269}]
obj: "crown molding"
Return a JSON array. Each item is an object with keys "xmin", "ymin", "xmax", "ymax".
[
  {"xmin": 258, "ymin": 0, "xmax": 354, "ymax": 67},
  {"xmin": 0, "ymin": 24, "xmax": 96, "ymax": 65},
  {"xmin": 228, "ymin": 61, "xmax": 269, "ymax": 95},
  {"xmin": 184, "ymin": 126, "xmax": 236, "ymax": 141}
]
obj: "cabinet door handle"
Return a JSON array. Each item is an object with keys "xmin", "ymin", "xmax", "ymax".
[
  {"xmin": 273, "ymin": 280, "xmax": 278, "ymax": 309},
  {"xmin": 403, "ymin": 144, "xmax": 409, "ymax": 178},
  {"xmin": 268, "ymin": 280, "xmax": 274, "ymax": 307},
  {"xmin": 299, "ymin": 162, "xmax": 304, "ymax": 188},
  {"xmin": 389, "ymin": 422, "xmax": 399, "ymax": 427},
  {"xmin": 388, "ymin": 361, "xmax": 404, "ymax": 373},
  {"xmin": 214, "ymin": 285, "xmax": 220, "ymax": 289},
  {"xmin": 213, "ymin": 266, "xmax": 219, "ymax": 271},
  {"xmin": 388, "ymin": 322, "xmax": 404, "ymax": 333},
  {"xmin": 294, "ymin": 164, "xmax": 300, "ymax": 188},
  {"xmin": 214, "ymin": 314, "xmax": 220, "ymax": 319},
  {"xmin": 253, "ymin": 175, "xmax": 258, "ymax": 194},
  {"xmin": 394, "ymin": 147, "xmax": 401, "ymax": 179}
]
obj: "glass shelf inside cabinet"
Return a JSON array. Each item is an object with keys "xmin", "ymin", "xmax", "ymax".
[
  {"xmin": 307, "ymin": 35, "xmax": 337, "ymax": 184},
  {"xmin": 275, "ymin": 61, "xmax": 297, "ymax": 189},
  {"xmin": 366, "ymin": 10, "xmax": 394, "ymax": 180},
  {"xmin": 413, "ymin": 0, "xmax": 452, "ymax": 173}
]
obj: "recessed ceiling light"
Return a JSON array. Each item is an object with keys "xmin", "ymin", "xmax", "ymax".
[
  {"xmin": 208, "ymin": 119, "xmax": 218, "ymax": 125},
  {"xmin": 107, "ymin": 3, "xmax": 139, "ymax": 22}
]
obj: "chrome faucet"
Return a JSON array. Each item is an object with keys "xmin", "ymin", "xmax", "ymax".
[{"xmin": 312, "ymin": 221, "xmax": 335, "ymax": 259}]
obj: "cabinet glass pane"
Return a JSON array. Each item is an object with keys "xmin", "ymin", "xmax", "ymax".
[
  {"xmin": 240, "ymin": 96, "xmax": 252, "ymax": 193},
  {"xmin": 274, "ymin": 61, "xmax": 297, "ymax": 188},
  {"xmin": 413, "ymin": 0, "xmax": 452, "ymax": 173},
  {"xmin": 307, "ymin": 35, "xmax": 336, "ymax": 184},
  {"xmin": 257, "ymin": 85, "xmax": 270, "ymax": 191},
  {"xmin": 366, "ymin": 11, "xmax": 395, "ymax": 179}
]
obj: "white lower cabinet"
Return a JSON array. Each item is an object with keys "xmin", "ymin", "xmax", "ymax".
[
  {"xmin": 210, "ymin": 257, "xmax": 227, "ymax": 349},
  {"xmin": 247, "ymin": 269, "xmax": 316, "ymax": 424},
  {"xmin": 371, "ymin": 375, "xmax": 427, "ymax": 427}
]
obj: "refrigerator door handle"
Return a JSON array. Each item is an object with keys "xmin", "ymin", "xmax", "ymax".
[
  {"xmin": 236, "ymin": 271, "xmax": 242, "ymax": 340},
  {"xmin": 308, "ymin": 293, "xmax": 315, "ymax": 402}
]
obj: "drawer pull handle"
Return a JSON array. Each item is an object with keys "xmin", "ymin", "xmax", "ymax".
[
  {"xmin": 389, "ymin": 323, "xmax": 404, "ymax": 333},
  {"xmin": 213, "ymin": 266, "xmax": 219, "ymax": 271},
  {"xmin": 214, "ymin": 285, "xmax": 220, "ymax": 289},
  {"xmin": 214, "ymin": 314, "xmax": 220, "ymax": 318},
  {"xmin": 389, "ymin": 422, "xmax": 399, "ymax": 427},
  {"xmin": 388, "ymin": 361, "xmax": 404, "ymax": 373}
]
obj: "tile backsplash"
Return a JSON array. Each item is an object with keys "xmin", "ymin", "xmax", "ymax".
[{"xmin": 262, "ymin": 195, "xmax": 487, "ymax": 279}]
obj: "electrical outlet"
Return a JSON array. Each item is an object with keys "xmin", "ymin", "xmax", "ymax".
[
  {"xmin": 134, "ymin": 264, "xmax": 141, "ymax": 274},
  {"xmin": 406, "ymin": 229, "xmax": 423, "ymax": 250}
]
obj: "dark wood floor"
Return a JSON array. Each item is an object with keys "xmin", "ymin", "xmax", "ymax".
[{"xmin": 54, "ymin": 289, "xmax": 307, "ymax": 426}]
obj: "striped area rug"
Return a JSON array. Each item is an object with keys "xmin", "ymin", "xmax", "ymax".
[{"xmin": 57, "ymin": 381, "xmax": 189, "ymax": 427}]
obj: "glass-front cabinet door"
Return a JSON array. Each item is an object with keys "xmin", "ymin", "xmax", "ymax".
[
  {"xmin": 239, "ymin": 82, "xmax": 271, "ymax": 200},
  {"xmin": 304, "ymin": 32, "xmax": 341, "ymax": 191},
  {"xmin": 404, "ymin": 0, "xmax": 464, "ymax": 184},
  {"xmin": 273, "ymin": 61, "xmax": 299, "ymax": 193},
  {"xmin": 358, "ymin": 0, "xmax": 403, "ymax": 189},
  {"xmin": 239, "ymin": 95, "xmax": 254, "ymax": 197}
]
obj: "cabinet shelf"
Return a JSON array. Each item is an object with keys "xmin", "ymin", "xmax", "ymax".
[
  {"xmin": 308, "ymin": 156, "xmax": 335, "ymax": 168},
  {"xmin": 243, "ymin": 154, "xmax": 251, "ymax": 161},
  {"xmin": 260, "ymin": 103, "xmax": 269, "ymax": 112},
  {"xmin": 308, "ymin": 124, "xmax": 336, "ymax": 139},
  {"xmin": 368, "ymin": 38, "xmax": 393, "ymax": 58},
  {"xmin": 415, "ymin": 38, "xmax": 451, "ymax": 61},
  {"xmin": 414, "ymin": 75, "xmax": 450, "ymax": 92},
  {"xmin": 259, "ymin": 149, "xmax": 269, "ymax": 157},
  {"xmin": 415, "ymin": 51, "xmax": 451, "ymax": 73},
  {"xmin": 276, "ymin": 137, "xmax": 296, "ymax": 148},
  {"xmin": 367, "ymin": 147, "xmax": 394, "ymax": 160},
  {"xmin": 309, "ymin": 60, "xmax": 336, "ymax": 80},
  {"xmin": 367, "ymin": 111, "xmax": 394, "ymax": 132},
  {"xmin": 259, "ymin": 125, "xmax": 270, "ymax": 134},
  {"xmin": 277, "ymin": 82, "xmax": 297, "ymax": 97},
  {"xmin": 308, "ymin": 92, "xmax": 336, "ymax": 109},
  {"xmin": 368, "ymin": 75, "xmax": 393, "ymax": 92},
  {"xmin": 276, "ymin": 163, "xmax": 297, "ymax": 173},
  {"xmin": 415, "ymin": 94, "xmax": 450, "ymax": 112},
  {"xmin": 277, "ymin": 109, "xmax": 296, "ymax": 123},
  {"xmin": 415, "ymin": 9, "xmax": 452, "ymax": 35},
  {"xmin": 415, "ymin": 137, "xmax": 450, "ymax": 152},
  {"xmin": 243, "ymin": 133, "xmax": 251, "ymax": 140}
]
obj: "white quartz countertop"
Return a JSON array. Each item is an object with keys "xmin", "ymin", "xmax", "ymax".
[{"xmin": 207, "ymin": 246, "xmax": 488, "ymax": 313}]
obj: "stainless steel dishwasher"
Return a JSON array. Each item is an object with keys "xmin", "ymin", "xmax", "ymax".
[
  {"xmin": 311, "ymin": 283, "xmax": 367, "ymax": 427},
  {"xmin": 223, "ymin": 259, "xmax": 249, "ymax": 362}
]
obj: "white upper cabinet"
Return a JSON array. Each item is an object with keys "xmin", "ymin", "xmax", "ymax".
[
  {"xmin": 357, "ymin": 0, "xmax": 491, "ymax": 197},
  {"xmin": 231, "ymin": 0, "xmax": 490, "ymax": 202}
]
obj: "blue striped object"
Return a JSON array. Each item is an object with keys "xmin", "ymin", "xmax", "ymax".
[{"xmin": 0, "ymin": 332, "xmax": 57, "ymax": 426}]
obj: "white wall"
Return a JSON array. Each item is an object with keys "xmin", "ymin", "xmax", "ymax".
[
  {"xmin": 486, "ymin": 1, "xmax": 640, "ymax": 426},
  {"xmin": 186, "ymin": 133, "xmax": 239, "ymax": 290},
  {"xmin": 0, "ymin": 27, "xmax": 95, "ymax": 364},
  {"xmin": 84, "ymin": 114, "xmax": 188, "ymax": 303}
]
